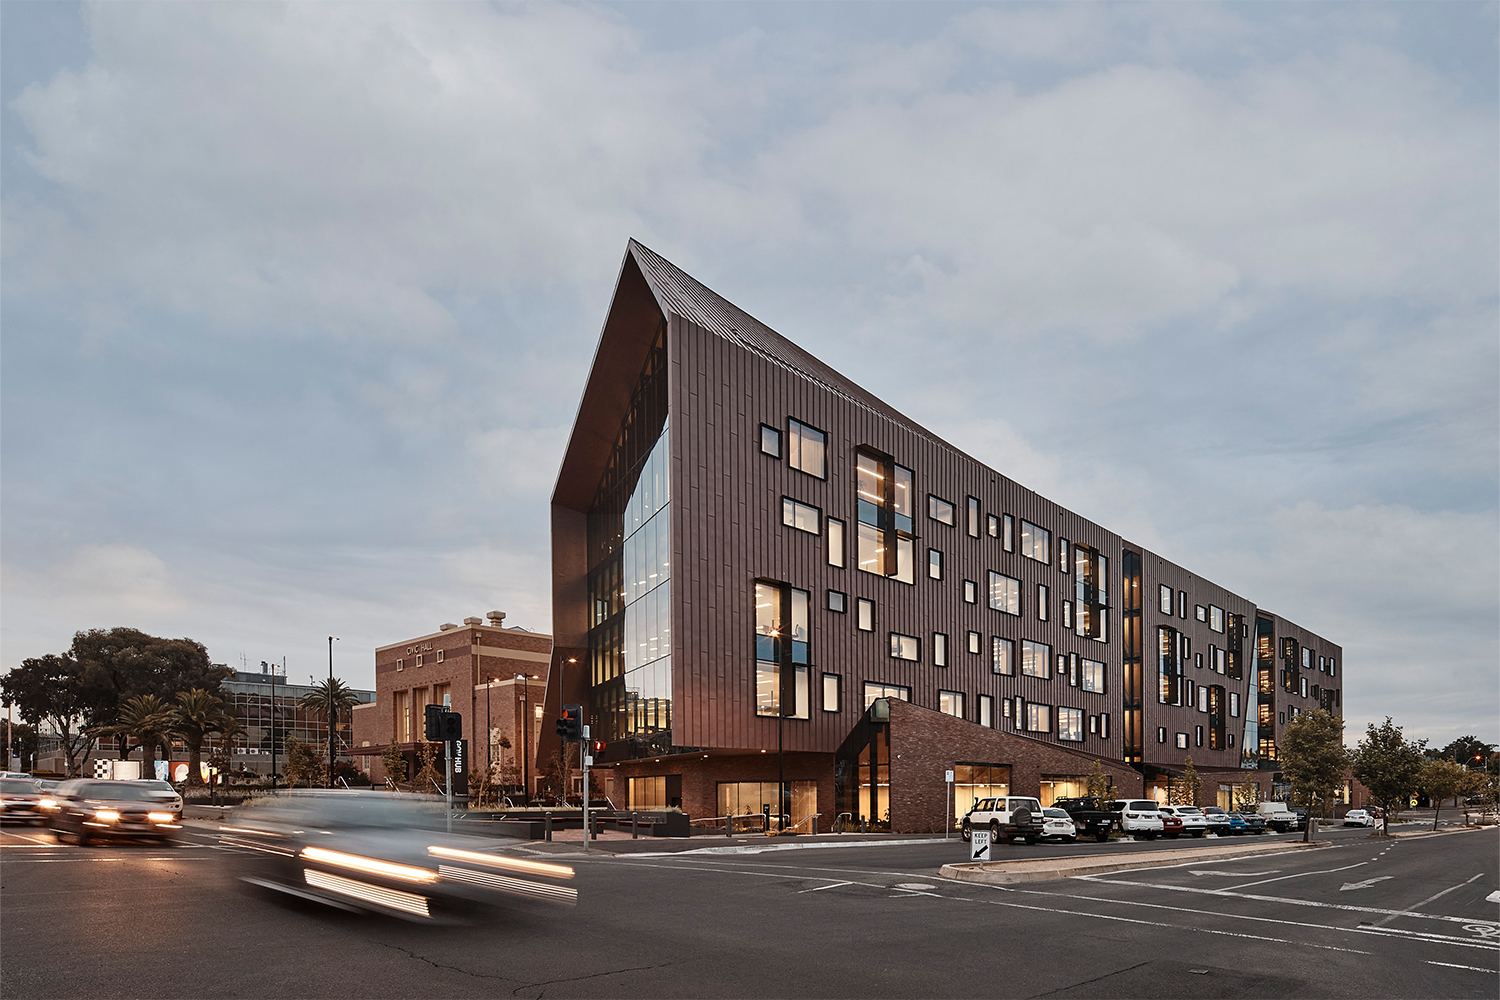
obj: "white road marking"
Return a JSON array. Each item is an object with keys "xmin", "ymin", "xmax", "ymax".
[
  {"xmin": 894, "ymin": 882, "xmax": 936, "ymax": 890},
  {"xmin": 1341, "ymin": 877, "xmax": 1396, "ymax": 891},
  {"xmin": 795, "ymin": 881, "xmax": 853, "ymax": 893},
  {"xmin": 1225, "ymin": 861, "xmax": 1369, "ymax": 890},
  {"xmin": 1486, "ymin": 891, "xmax": 1500, "ymax": 904},
  {"xmin": 1374, "ymin": 874, "xmax": 1484, "ymax": 926},
  {"xmin": 1427, "ymin": 961, "xmax": 1499, "ymax": 974},
  {"xmin": 1191, "ymin": 870, "xmax": 1279, "ymax": 877},
  {"xmin": 1075, "ymin": 875, "xmax": 1500, "ymax": 928}
]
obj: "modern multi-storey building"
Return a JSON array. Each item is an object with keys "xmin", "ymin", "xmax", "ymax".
[
  {"xmin": 221, "ymin": 665, "xmax": 375, "ymax": 780},
  {"xmin": 543, "ymin": 240, "xmax": 1342, "ymax": 831}
]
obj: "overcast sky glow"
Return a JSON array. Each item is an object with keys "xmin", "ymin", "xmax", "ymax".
[{"xmin": 2, "ymin": 1, "xmax": 1495, "ymax": 747}]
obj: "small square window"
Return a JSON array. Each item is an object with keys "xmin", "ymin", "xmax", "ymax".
[
  {"xmin": 890, "ymin": 633, "xmax": 919, "ymax": 661},
  {"xmin": 822, "ymin": 673, "xmax": 840, "ymax": 712},
  {"xmin": 928, "ymin": 548, "xmax": 943, "ymax": 580},
  {"xmin": 1176, "ymin": 732, "xmax": 1188, "ymax": 749},
  {"xmin": 760, "ymin": 424, "xmax": 781, "ymax": 457},
  {"xmin": 967, "ymin": 630, "xmax": 981, "ymax": 655},
  {"xmin": 827, "ymin": 590, "xmax": 846, "ymax": 613},
  {"xmin": 436, "ymin": 650, "xmax": 444, "ymax": 663},
  {"xmin": 1195, "ymin": 605, "xmax": 1207, "ymax": 622},
  {"xmin": 963, "ymin": 580, "xmax": 977, "ymax": 604},
  {"xmin": 928, "ymin": 495, "xmax": 955, "ymax": 525},
  {"xmin": 933, "ymin": 633, "xmax": 949, "ymax": 667},
  {"xmin": 857, "ymin": 599, "xmax": 874, "ymax": 632}
]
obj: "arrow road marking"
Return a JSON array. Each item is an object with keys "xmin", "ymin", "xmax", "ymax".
[
  {"xmin": 1341, "ymin": 876, "xmax": 1395, "ymax": 891},
  {"xmin": 1486, "ymin": 891, "xmax": 1500, "ymax": 904},
  {"xmin": 1191, "ymin": 870, "xmax": 1280, "ymax": 877}
]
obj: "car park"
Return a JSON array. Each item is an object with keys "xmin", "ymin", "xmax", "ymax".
[
  {"xmin": 1039, "ymin": 807, "xmax": 1077, "ymax": 843},
  {"xmin": 1158, "ymin": 805, "xmax": 1208, "ymax": 838},
  {"xmin": 1234, "ymin": 811, "xmax": 1267, "ymax": 834},
  {"xmin": 45, "ymin": 779, "xmax": 183, "ymax": 845},
  {"xmin": 1343, "ymin": 809, "xmax": 1375, "ymax": 827},
  {"xmin": 1287, "ymin": 807, "xmax": 1308, "ymax": 831},
  {"xmin": 961, "ymin": 796, "xmax": 1044, "ymax": 844},
  {"xmin": 222, "ymin": 790, "xmax": 577, "ymax": 921},
  {"xmin": 1108, "ymin": 799, "xmax": 1165, "ymax": 840},
  {"xmin": 1200, "ymin": 806, "xmax": 1232, "ymax": 835},
  {"xmin": 1, "ymin": 778, "xmax": 46, "ymax": 825}
]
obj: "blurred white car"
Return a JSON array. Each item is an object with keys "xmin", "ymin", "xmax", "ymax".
[
  {"xmin": 1343, "ymin": 809, "xmax": 1375, "ymax": 827},
  {"xmin": 1040, "ymin": 807, "xmax": 1077, "ymax": 843}
]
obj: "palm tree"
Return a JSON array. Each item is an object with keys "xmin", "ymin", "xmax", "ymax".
[
  {"xmin": 299, "ymin": 677, "xmax": 360, "ymax": 786},
  {"xmin": 172, "ymin": 688, "xmax": 228, "ymax": 787},
  {"xmin": 90, "ymin": 694, "xmax": 175, "ymax": 780}
]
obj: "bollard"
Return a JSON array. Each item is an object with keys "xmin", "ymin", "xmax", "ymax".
[
  {"xmin": 544, "ymin": 812, "xmax": 552, "ymax": 842},
  {"xmin": 726, "ymin": 814, "xmax": 733, "ymax": 838},
  {"xmin": 632, "ymin": 812, "xmax": 638, "ymax": 839},
  {"xmin": 862, "ymin": 815, "xmax": 867, "ymax": 834}
]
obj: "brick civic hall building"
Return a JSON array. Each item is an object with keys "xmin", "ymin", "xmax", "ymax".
[{"xmin": 538, "ymin": 240, "xmax": 1345, "ymax": 833}]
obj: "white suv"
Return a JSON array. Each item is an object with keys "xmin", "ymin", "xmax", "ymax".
[
  {"xmin": 961, "ymin": 796, "xmax": 1044, "ymax": 845},
  {"xmin": 1158, "ymin": 805, "xmax": 1208, "ymax": 838},
  {"xmin": 1109, "ymin": 799, "xmax": 1165, "ymax": 839}
]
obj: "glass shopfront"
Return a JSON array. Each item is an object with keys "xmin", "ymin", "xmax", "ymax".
[
  {"xmin": 953, "ymin": 764, "xmax": 1011, "ymax": 825},
  {"xmin": 717, "ymin": 780, "xmax": 817, "ymax": 828},
  {"xmin": 1039, "ymin": 775, "xmax": 1086, "ymax": 807}
]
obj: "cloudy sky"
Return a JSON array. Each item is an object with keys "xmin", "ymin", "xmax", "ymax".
[{"xmin": 3, "ymin": 2, "xmax": 1495, "ymax": 746}]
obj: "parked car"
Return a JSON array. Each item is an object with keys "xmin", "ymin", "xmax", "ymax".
[
  {"xmin": 45, "ymin": 779, "xmax": 183, "ymax": 845},
  {"xmin": 1343, "ymin": 809, "xmax": 1376, "ymax": 827},
  {"xmin": 1160, "ymin": 812, "xmax": 1184, "ymax": 838},
  {"xmin": 1158, "ymin": 805, "xmax": 1208, "ymax": 838},
  {"xmin": 1200, "ymin": 806, "xmax": 1232, "ymax": 835},
  {"xmin": 1287, "ymin": 807, "xmax": 1308, "ymax": 831},
  {"xmin": 1, "ymin": 778, "xmax": 46, "ymax": 825},
  {"xmin": 961, "ymin": 796, "xmax": 1044, "ymax": 844},
  {"xmin": 1039, "ymin": 807, "xmax": 1077, "ymax": 843},
  {"xmin": 1108, "ymin": 799, "xmax": 1165, "ymax": 840},
  {"xmin": 1255, "ymin": 801, "xmax": 1296, "ymax": 832},
  {"xmin": 1222, "ymin": 812, "xmax": 1248, "ymax": 835},
  {"xmin": 1234, "ymin": 811, "xmax": 1267, "ymax": 834},
  {"xmin": 223, "ymin": 790, "xmax": 577, "ymax": 920},
  {"xmin": 1051, "ymin": 796, "xmax": 1117, "ymax": 842}
]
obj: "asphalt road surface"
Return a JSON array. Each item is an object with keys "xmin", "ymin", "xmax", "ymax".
[{"xmin": 2, "ymin": 822, "xmax": 1495, "ymax": 998}]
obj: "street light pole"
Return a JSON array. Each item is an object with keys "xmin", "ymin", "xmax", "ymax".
[{"xmin": 327, "ymin": 636, "xmax": 339, "ymax": 788}]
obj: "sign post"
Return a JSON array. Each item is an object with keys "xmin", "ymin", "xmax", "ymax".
[
  {"xmin": 581, "ymin": 725, "xmax": 590, "ymax": 853},
  {"xmin": 971, "ymin": 828, "xmax": 991, "ymax": 862},
  {"xmin": 445, "ymin": 740, "xmax": 453, "ymax": 835},
  {"xmin": 945, "ymin": 769, "xmax": 955, "ymax": 840}
]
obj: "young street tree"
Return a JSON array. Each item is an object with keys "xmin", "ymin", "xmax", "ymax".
[
  {"xmin": 381, "ymin": 742, "xmax": 408, "ymax": 788},
  {"xmin": 1418, "ymin": 758, "xmax": 1467, "ymax": 831},
  {"xmin": 1350, "ymin": 717, "xmax": 1427, "ymax": 836},
  {"xmin": 1170, "ymin": 757, "xmax": 1203, "ymax": 807},
  {"xmin": 1280, "ymin": 708, "xmax": 1348, "ymax": 841}
]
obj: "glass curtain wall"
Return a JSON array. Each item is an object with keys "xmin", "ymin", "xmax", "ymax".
[
  {"xmin": 588, "ymin": 327, "xmax": 672, "ymax": 742},
  {"xmin": 953, "ymin": 763, "xmax": 1011, "ymax": 824}
]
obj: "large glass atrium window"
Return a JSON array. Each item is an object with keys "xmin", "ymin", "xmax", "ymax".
[{"xmin": 855, "ymin": 450, "xmax": 914, "ymax": 584}]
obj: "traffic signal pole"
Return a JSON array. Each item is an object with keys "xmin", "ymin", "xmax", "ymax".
[{"xmin": 582, "ymin": 725, "xmax": 590, "ymax": 854}]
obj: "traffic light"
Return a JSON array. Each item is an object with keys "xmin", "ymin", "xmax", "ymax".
[
  {"xmin": 557, "ymin": 703, "xmax": 582, "ymax": 741},
  {"xmin": 424, "ymin": 704, "xmax": 444, "ymax": 741},
  {"xmin": 439, "ymin": 711, "xmax": 462, "ymax": 741},
  {"xmin": 592, "ymin": 740, "xmax": 606, "ymax": 755}
]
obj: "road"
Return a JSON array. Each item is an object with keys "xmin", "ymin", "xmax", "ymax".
[{"xmin": 1, "ymin": 822, "xmax": 1495, "ymax": 998}]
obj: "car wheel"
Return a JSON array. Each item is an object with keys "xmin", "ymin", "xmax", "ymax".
[
  {"xmin": 1024, "ymin": 835, "xmax": 1038, "ymax": 845},
  {"xmin": 1095, "ymin": 830, "xmax": 1110, "ymax": 843},
  {"xmin": 1142, "ymin": 832, "xmax": 1157, "ymax": 840},
  {"xmin": 1066, "ymin": 836, "xmax": 1077, "ymax": 844},
  {"xmin": 961, "ymin": 821, "xmax": 972, "ymax": 842},
  {"xmin": 989, "ymin": 821, "xmax": 1000, "ymax": 842},
  {"xmin": 1191, "ymin": 831, "xmax": 1204, "ymax": 838}
]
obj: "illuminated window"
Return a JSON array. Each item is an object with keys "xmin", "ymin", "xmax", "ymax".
[
  {"xmin": 1026, "ymin": 704, "xmax": 1051, "ymax": 733},
  {"xmin": 929, "ymin": 495, "xmax": 955, "ymax": 525},
  {"xmin": 989, "ymin": 572, "xmax": 1020, "ymax": 616},
  {"xmin": 782, "ymin": 498, "xmax": 820, "ymax": 534},
  {"xmin": 964, "ymin": 579, "xmax": 977, "ymax": 604},
  {"xmin": 1037, "ymin": 584, "xmax": 1049, "ymax": 622},
  {"xmin": 857, "ymin": 599, "xmax": 874, "ymax": 631},
  {"xmin": 928, "ymin": 548, "xmax": 943, "ymax": 580},
  {"xmin": 1021, "ymin": 640, "xmax": 1051, "ymax": 678},
  {"xmin": 1020, "ymin": 520, "xmax": 1050, "ymax": 563},
  {"xmin": 933, "ymin": 633, "xmax": 948, "ymax": 667},
  {"xmin": 890, "ymin": 633, "xmax": 919, "ymax": 661},
  {"xmin": 1080, "ymin": 658, "xmax": 1106, "ymax": 693},
  {"xmin": 967, "ymin": 497, "xmax": 980, "ymax": 537},
  {"xmin": 862, "ymin": 682, "xmax": 911, "ymax": 709},
  {"xmin": 788, "ymin": 419, "xmax": 826, "ymax": 478},
  {"xmin": 855, "ymin": 449, "xmax": 914, "ymax": 584},
  {"xmin": 967, "ymin": 630, "xmax": 981, "ymax": 655},
  {"xmin": 992, "ymin": 637, "xmax": 1014, "ymax": 675},
  {"xmin": 939, "ymin": 691, "xmax": 965, "ymax": 718},
  {"xmin": 827, "ymin": 518, "xmax": 845, "ymax": 568},
  {"xmin": 822, "ymin": 673, "xmax": 840, "ymax": 712},
  {"xmin": 1159, "ymin": 585, "xmax": 1173, "ymax": 615},
  {"xmin": 1057, "ymin": 708, "xmax": 1084, "ymax": 742},
  {"xmin": 979, "ymin": 695, "xmax": 993, "ymax": 727},
  {"xmin": 1003, "ymin": 515, "xmax": 1014, "ymax": 552}
]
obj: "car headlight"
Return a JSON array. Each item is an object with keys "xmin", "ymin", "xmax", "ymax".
[
  {"xmin": 148, "ymin": 812, "xmax": 175, "ymax": 823},
  {"xmin": 95, "ymin": 809, "xmax": 120, "ymax": 822},
  {"xmin": 39, "ymin": 798, "xmax": 58, "ymax": 810}
]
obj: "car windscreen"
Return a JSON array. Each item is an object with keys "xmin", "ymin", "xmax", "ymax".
[
  {"xmin": 1, "ymin": 779, "xmax": 38, "ymax": 794},
  {"xmin": 1042, "ymin": 808, "xmax": 1069, "ymax": 818},
  {"xmin": 1176, "ymin": 807, "xmax": 1201, "ymax": 814},
  {"xmin": 83, "ymin": 782, "xmax": 157, "ymax": 801}
]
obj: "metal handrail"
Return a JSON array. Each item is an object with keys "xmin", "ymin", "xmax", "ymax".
[{"xmin": 766, "ymin": 813, "xmax": 821, "ymax": 836}]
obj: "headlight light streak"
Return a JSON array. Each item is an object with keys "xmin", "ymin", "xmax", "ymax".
[
  {"xmin": 148, "ymin": 812, "xmax": 175, "ymax": 823},
  {"xmin": 426, "ymin": 846, "xmax": 575, "ymax": 880},
  {"xmin": 300, "ymin": 846, "xmax": 437, "ymax": 884},
  {"xmin": 436, "ymin": 865, "xmax": 578, "ymax": 904},
  {"xmin": 94, "ymin": 810, "xmax": 120, "ymax": 822},
  {"xmin": 303, "ymin": 869, "xmax": 431, "ymax": 918}
]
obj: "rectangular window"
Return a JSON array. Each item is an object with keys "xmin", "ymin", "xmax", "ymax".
[
  {"xmin": 1026, "ymin": 703, "xmax": 1051, "ymax": 733},
  {"xmin": 396, "ymin": 658, "xmax": 404, "ymax": 672},
  {"xmin": 1080, "ymin": 658, "xmax": 1106, "ymax": 693},
  {"xmin": 1209, "ymin": 605, "xmax": 1225, "ymax": 633},
  {"xmin": 992, "ymin": 637, "xmax": 1015, "ymax": 675},
  {"xmin": 928, "ymin": 495, "xmax": 955, "ymax": 525},
  {"xmin": 1178, "ymin": 591, "xmax": 1187, "ymax": 618},
  {"xmin": 966, "ymin": 497, "xmax": 980, "ymax": 537},
  {"xmin": 1176, "ymin": 732, "xmax": 1188, "ymax": 749},
  {"xmin": 415, "ymin": 654, "xmax": 423, "ymax": 667},
  {"xmin": 1020, "ymin": 520, "xmax": 1050, "ymax": 563},
  {"xmin": 827, "ymin": 518, "xmax": 845, "ymax": 568},
  {"xmin": 1195, "ymin": 605, "xmax": 1206, "ymax": 622},
  {"xmin": 1329, "ymin": 657, "xmax": 1336, "ymax": 677},
  {"xmin": 979, "ymin": 695, "xmax": 993, "ymax": 728},
  {"xmin": 1062, "ymin": 600, "xmax": 1073, "ymax": 629},
  {"xmin": 1003, "ymin": 514, "xmax": 1014, "ymax": 552},
  {"xmin": 1198, "ymin": 686, "xmax": 1209, "ymax": 712},
  {"xmin": 939, "ymin": 690, "xmax": 965, "ymax": 718},
  {"xmin": 987, "ymin": 514, "xmax": 999, "ymax": 538},
  {"xmin": 1157, "ymin": 727, "xmax": 1167, "ymax": 744},
  {"xmin": 1058, "ymin": 708, "xmax": 1084, "ymax": 742},
  {"xmin": 782, "ymin": 497, "xmax": 821, "ymax": 534},
  {"xmin": 928, "ymin": 548, "xmax": 943, "ymax": 580},
  {"xmin": 1021, "ymin": 639, "xmax": 1051, "ymax": 678},
  {"xmin": 1159, "ymin": 585, "xmax": 1173, "ymax": 615},
  {"xmin": 857, "ymin": 599, "xmax": 874, "ymax": 632},
  {"xmin": 1214, "ymin": 647, "xmax": 1226, "ymax": 673},
  {"xmin": 787, "ymin": 419, "xmax": 826, "ymax": 478},
  {"xmin": 967, "ymin": 631, "xmax": 982, "ymax": 655},
  {"xmin": 754, "ymin": 581, "xmax": 811, "ymax": 718},
  {"xmin": 963, "ymin": 579, "xmax": 977, "ymax": 604},
  {"xmin": 855, "ymin": 451, "xmax": 914, "ymax": 585},
  {"xmin": 1003, "ymin": 699, "xmax": 1013, "ymax": 719},
  {"xmin": 890, "ymin": 633, "xmax": 919, "ymax": 661},
  {"xmin": 1099, "ymin": 713, "xmax": 1110, "ymax": 739},
  {"xmin": 988, "ymin": 572, "xmax": 1020, "ymax": 615},
  {"xmin": 933, "ymin": 633, "xmax": 948, "ymax": 667},
  {"xmin": 862, "ymin": 682, "xmax": 911, "ymax": 710},
  {"xmin": 1196, "ymin": 652, "xmax": 1203, "ymax": 670},
  {"xmin": 1037, "ymin": 584, "xmax": 1049, "ymax": 622},
  {"xmin": 822, "ymin": 673, "xmax": 840, "ymax": 712},
  {"xmin": 760, "ymin": 424, "xmax": 781, "ymax": 457},
  {"xmin": 1195, "ymin": 725, "xmax": 1204, "ymax": 747},
  {"xmin": 1089, "ymin": 715, "xmax": 1097, "ymax": 734},
  {"xmin": 1059, "ymin": 538, "xmax": 1070, "ymax": 574},
  {"xmin": 435, "ymin": 649, "xmax": 445, "ymax": 663},
  {"xmin": 1181, "ymin": 636, "xmax": 1191, "ymax": 662},
  {"xmin": 1300, "ymin": 676, "xmax": 1308, "ymax": 698},
  {"xmin": 1230, "ymin": 692, "xmax": 1240, "ymax": 717},
  {"xmin": 827, "ymin": 590, "xmax": 846, "ymax": 613},
  {"xmin": 1301, "ymin": 647, "xmax": 1312, "ymax": 669}
]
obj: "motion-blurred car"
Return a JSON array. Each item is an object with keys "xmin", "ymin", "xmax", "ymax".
[
  {"xmin": 1158, "ymin": 805, "xmax": 1208, "ymax": 838},
  {"xmin": 45, "ymin": 779, "xmax": 183, "ymax": 844},
  {"xmin": 135, "ymin": 779, "xmax": 183, "ymax": 820},
  {"xmin": 1343, "ymin": 809, "xmax": 1375, "ymax": 827},
  {"xmin": 1, "ymin": 778, "xmax": 46, "ymax": 825},
  {"xmin": 1039, "ymin": 807, "xmax": 1077, "ymax": 843},
  {"xmin": 221, "ymin": 790, "xmax": 577, "ymax": 922}
]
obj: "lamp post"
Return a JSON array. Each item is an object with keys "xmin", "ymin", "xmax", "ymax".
[
  {"xmin": 327, "ymin": 636, "xmax": 339, "ymax": 788},
  {"xmin": 516, "ymin": 674, "xmax": 539, "ymax": 803}
]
